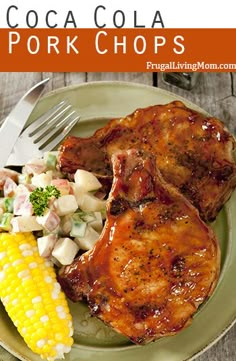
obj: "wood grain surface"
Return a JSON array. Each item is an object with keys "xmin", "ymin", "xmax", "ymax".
[{"xmin": 0, "ymin": 72, "xmax": 235, "ymax": 361}]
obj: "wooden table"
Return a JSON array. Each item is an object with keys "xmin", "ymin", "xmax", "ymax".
[{"xmin": 0, "ymin": 72, "xmax": 235, "ymax": 361}]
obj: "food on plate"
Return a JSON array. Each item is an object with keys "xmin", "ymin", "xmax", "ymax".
[
  {"xmin": 0, "ymin": 153, "xmax": 106, "ymax": 265},
  {"xmin": 58, "ymin": 149, "xmax": 220, "ymax": 344},
  {"xmin": 59, "ymin": 100, "xmax": 236, "ymax": 222},
  {"xmin": 0, "ymin": 151, "xmax": 109, "ymax": 359},
  {"xmin": 0, "ymin": 168, "xmax": 19, "ymax": 190},
  {"xmin": 0, "ymin": 232, "xmax": 73, "ymax": 360},
  {"xmin": 0, "ymin": 98, "xmax": 235, "ymax": 355}
]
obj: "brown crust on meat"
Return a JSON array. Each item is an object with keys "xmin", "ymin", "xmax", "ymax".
[
  {"xmin": 59, "ymin": 101, "xmax": 236, "ymax": 222},
  {"xmin": 58, "ymin": 149, "xmax": 220, "ymax": 344}
]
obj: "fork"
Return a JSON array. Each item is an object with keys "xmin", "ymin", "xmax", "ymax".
[{"xmin": 6, "ymin": 100, "xmax": 80, "ymax": 167}]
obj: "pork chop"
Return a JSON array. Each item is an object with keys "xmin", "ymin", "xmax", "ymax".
[
  {"xmin": 58, "ymin": 101, "xmax": 236, "ymax": 222},
  {"xmin": 58, "ymin": 149, "xmax": 220, "ymax": 344}
]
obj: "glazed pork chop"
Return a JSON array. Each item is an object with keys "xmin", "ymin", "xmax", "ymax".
[
  {"xmin": 59, "ymin": 101, "xmax": 236, "ymax": 222},
  {"xmin": 58, "ymin": 149, "xmax": 220, "ymax": 344}
]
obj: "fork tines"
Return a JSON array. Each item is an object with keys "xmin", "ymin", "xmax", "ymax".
[{"xmin": 22, "ymin": 100, "xmax": 80, "ymax": 152}]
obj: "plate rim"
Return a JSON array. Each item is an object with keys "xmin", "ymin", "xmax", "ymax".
[
  {"xmin": 42, "ymin": 80, "xmax": 210, "ymax": 116},
  {"xmin": 0, "ymin": 80, "xmax": 235, "ymax": 361}
]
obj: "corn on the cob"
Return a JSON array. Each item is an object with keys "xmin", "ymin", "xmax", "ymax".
[{"xmin": 0, "ymin": 232, "xmax": 74, "ymax": 361}]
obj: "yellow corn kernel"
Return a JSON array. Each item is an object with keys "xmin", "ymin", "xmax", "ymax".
[{"xmin": 0, "ymin": 232, "xmax": 73, "ymax": 361}]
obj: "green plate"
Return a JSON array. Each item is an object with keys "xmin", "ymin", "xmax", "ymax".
[{"xmin": 1, "ymin": 81, "xmax": 236, "ymax": 361}]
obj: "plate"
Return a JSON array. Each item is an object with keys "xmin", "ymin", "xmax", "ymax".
[{"xmin": 1, "ymin": 81, "xmax": 236, "ymax": 361}]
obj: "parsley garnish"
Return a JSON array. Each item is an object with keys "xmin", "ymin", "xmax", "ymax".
[{"xmin": 29, "ymin": 185, "xmax": 60, "ymax": 216}]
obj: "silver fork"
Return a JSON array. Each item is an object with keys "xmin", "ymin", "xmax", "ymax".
[{"xmin": 6, "ymin": 100, "xmax": 80, "ymax": 166}]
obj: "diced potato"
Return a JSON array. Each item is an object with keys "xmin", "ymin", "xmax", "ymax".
[
  {"xmin": 89, "ymin": 212, "xmax": 103, "ymax": 232},
  {"xmin": 70, "ymin": 183, "xmax": 86, "ymax": 206},
  {"xmin": 52, "ymin": 238, "xmax": 79, "ymax": 265},
  {"xmin": 79, "ymin": 193, "xmax": 106, "ymax": 212},
  {"xmin": 60, "ymin": 215, "xmax": 72, "ymax": 235},
  {"xmin": 14, "ymin": 190, "xmax": 33, "ymax": 216},
  {"xmin": 44, "ymin": 225, "xmax": 61, "ymax": 236},
  {"xmin": 0, "ymin": 168, "xmax": 19, "ymax": 190},
  {"xmin": 74, "ymin": 169, "xmax": 102, "ymax": 192},
  {"xmin": 36, "ymin": 210, "xmax": 60, "ymax": 232},
  {"xmin": 37, "ymin": 234, "xmax": 58, "ymax": 258},
  {"xmin": 11, "ymin": 216, "xmax": 43, "ymax": 232},
  {"xmin": 3, "ymin": 177, "xmax": 17, "ymax": 197},
  {"xmin": 23, "ymin": 158, "xmax": 46, "ymax": 175},
  {"xmin": 54, "ymin": 195, "xmax": 78, "ymax": 216},
  {"xmin": 75, "ymin": 226, "xmax": 100, "ymax": 250},
  {"xmin": 31, "ymin": 171, "xmax": 52, "ymax": 188},
  {"xmin": 15, "ymin": 184, "xmax": 31, "ymax": 195}
]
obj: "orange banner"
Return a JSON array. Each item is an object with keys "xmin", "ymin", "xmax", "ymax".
[{"xmin": 0, "ymin": 28, "xmax": 235, "ymax": 71}]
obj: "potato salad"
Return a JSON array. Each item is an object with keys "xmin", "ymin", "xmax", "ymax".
[{"xmin": 0, "ymin": 152, "xmax": 106, "ymax": 266}]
